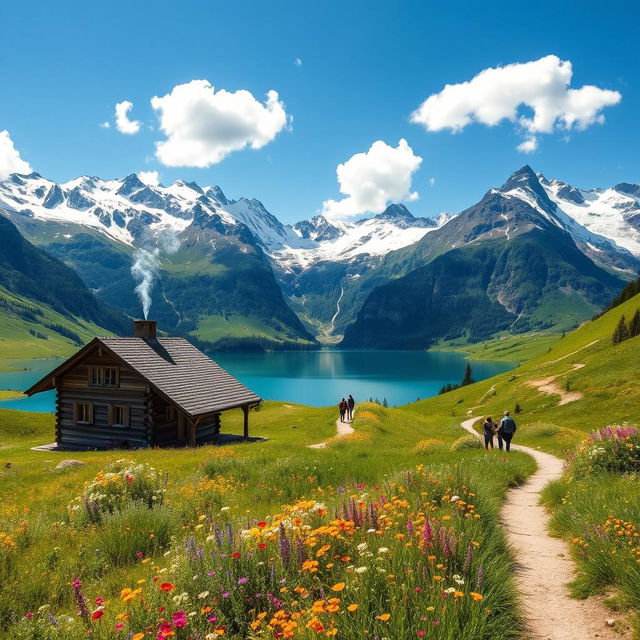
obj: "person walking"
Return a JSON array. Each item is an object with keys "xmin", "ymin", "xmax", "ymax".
[
  {"xmin": 339, "ymin": 398, "xmax": 347, "ymax": 423},
  {"xmin": 347, "ymin": 395, "xmax": 355, "ymax": 421},
  {"xmin": 498, "ymin": 411, "xmax": 517, "ymax": 452},
  {"xmin": 482, "ymin": 416, "xmax": 496, "ymax": 450}
]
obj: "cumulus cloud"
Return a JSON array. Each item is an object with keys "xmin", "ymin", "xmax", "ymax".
[
  {"xmin": 0, "ymin": 130, "xmax": 32, "ymax": 180},
  {"xmin": 294, "ymin": 57, "xmax": 303, "ymax": 67},
  {"xmin": 321, "ymin": 139, "xmax": 422, "ymax": 219},
  {"xmin": 100, "ymin": 121, "xmax": 110, "ymax": 129},
  {"xmin": 150, "ymin": 79, "xmax": 290, "ymax": 167},
  {"xmin": 115, "ymin": 100, "xmax": 141, "ymax": 135},
  {"xmin": 411, "ymin": 55, "xmax": 621, "ymax": 152},
  {"xmin": 138, "ymin": 170, "xmax": 160, "ymax": 186}
]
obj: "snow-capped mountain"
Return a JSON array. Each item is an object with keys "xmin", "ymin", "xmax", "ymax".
[
  {"xmin": 0, "ymin": 172, "xmax": 443, "ymax": 275},
  {"xmin": 540, "ymin": 176, "xmax": 640, "ymax": 257},
  {"xmin": 0, "ymin": 166, "xmax": 637, "ymax": 346}
]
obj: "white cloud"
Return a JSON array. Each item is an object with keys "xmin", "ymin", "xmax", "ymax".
[
  {"xmin": 100, "ymin": 121, "xmax": 110, "ymax": 129},
  {"xmin": 517, "ymin": 137, "xmax": 539, "ymax": 154},
  {"xmin": 321, "ymin": 139, "xmax": 422, "ymax": 219},
  {"xmin": 0, "ymin": 130, "xmax": 32, "ymax": 180},
  {"xmin": 429, "ymin": 177, "xmax": 436, "ymax": 187},
  {"xmin": 138, "ymin": 170, "xmax": 160, "ymax": 186},
  {"xmin": 294, "ymin": 57, "xmax": 303, "ymax": 67},
  {"xmin": 411, "ymin": 55, "xmax": 621, "ymax": 152},
  {"xmin": 115, "ymin": 100, "xmax": 141, "ymax": 135},
  {"xmin": 150, "ymin": 79, "xmax": 290, "ymax": 167}
]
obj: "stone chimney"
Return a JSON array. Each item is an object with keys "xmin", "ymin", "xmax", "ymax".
[{"xmin": 133, "ymin": 320, "xmax": 157, "ymax": 340}]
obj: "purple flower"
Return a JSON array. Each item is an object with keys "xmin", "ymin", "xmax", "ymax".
[{"xmin": 238, "ymin": 577, "xmax": 248, "ymax": 584}]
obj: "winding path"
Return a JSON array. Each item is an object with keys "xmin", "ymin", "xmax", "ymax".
[
  {"xmin": 308, "ymin": 411, "xmax": 355, "ymax": 449},
  {"xmin": 461, "ymin": 417, "xmax": 620, "ymax": 640}
]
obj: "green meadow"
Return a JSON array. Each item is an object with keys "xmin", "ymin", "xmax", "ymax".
[{"xmin": 0, "ymin": 291, "xmax": 639, "ymax": 638}]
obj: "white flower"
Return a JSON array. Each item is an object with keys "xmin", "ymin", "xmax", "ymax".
[
  {"xmin": 356, "ymin": 542, "xmax": 368, "ymax": 552},
  {"xmin": 198, "ymin": 591, "xmax": 209, "ymax": 599},
  {"xmin": 220, "ymin": 506, "xmax": 230, "ymax": 512},
  {"xmin": 444, "ymin": 587, "xmax": 456, "ymax": 593},
  {"xmin": 367, "ymin": 528, "xmax": 376, "ymax": 533},
  {"xmin": 355, "ymin": 566, "xmax": 368, "ymax": 574},
  {"xmin": 451, "ymin": 495, "xmax": 460, "ymax": 502},
  {"xmin": 377, "ymin": 547, "xmax": 390, "ymax": 554}
]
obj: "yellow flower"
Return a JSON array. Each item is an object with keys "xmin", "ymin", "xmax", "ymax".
[
  {"xmin": 132, "ymin": 634, "xmax": 145, "ymax": 640},
  {"xmin": 377, "ymin": 613, "xmax": 391, "ymax": 622},
  {"xmin": 470, "ymin": 592, "xmax": 484, "ymax": 601},
  {"xmin": 331, "ymin": 582, "xmax": 345, "ymax": 592},
  {"xmin": 347, "ymin": 604, "xmax": 359, "ymax": 612}
]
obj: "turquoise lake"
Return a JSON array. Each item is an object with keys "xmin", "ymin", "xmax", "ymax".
[{"xmin": 0, "ymin": 350, "xmax": 515, "ymax": 412}]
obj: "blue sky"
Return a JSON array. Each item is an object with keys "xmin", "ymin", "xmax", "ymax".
[{"xmin": 1, "ymin": 0, "xmax": 638, "ymax": 223}]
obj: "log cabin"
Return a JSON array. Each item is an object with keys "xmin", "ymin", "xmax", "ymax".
[{"xmin": 26, "ymin": 320, "xmax": 261, "ymax": 449}]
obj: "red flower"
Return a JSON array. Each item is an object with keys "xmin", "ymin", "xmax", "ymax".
[
  {"xmin": 160, "ymin": 583, "xmax": 175, "ymax": 592},
  {"xmin": 257, "ymin": 521, "xmax": 267, "ymax": 528},
  {"xmin": 91, "ymin": 610, "xmax": 104, "ymax": 621},
  {"xmin": 258, "ymin": 543, "xmax": 267, "ymax": 550},
  {"xmin": 232, "ymin": 552, "xmax": 241, "ymax": 559}
]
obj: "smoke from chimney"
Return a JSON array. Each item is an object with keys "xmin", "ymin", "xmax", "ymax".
[{"xmin": 131, "ymin": 230, "xmax": 181, "ymax": 319}]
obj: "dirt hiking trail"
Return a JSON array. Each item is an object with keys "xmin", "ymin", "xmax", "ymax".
[
  {"xmin": 527, "ymin": 363, "xmax": 586, "ymax": 406},
  {"xmin": 308, "ymin": 409, "xmax": 355, "ymax": 449},
  {"xmin": 462, "ymin": 417, "xmax": 622, "ymax": 640}
]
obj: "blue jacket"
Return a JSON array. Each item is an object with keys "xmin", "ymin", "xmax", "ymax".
[{"xmin": 500, "ymin": 416, "xmax": 517, "ymax": 434}]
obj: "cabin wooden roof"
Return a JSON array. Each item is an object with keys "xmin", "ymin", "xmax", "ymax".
[{"xmin": 26, "ymin": 337, "xmax": 261, "ymax": 417}]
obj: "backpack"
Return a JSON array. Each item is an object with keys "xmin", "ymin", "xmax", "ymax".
[{"xmin": 501, "ymin": 417, "xmax": 516, "ymax": 434}]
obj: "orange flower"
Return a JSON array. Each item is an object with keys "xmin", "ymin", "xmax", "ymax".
[
  {"xmin": 377, "ymin": 613, "xmax": 391, "ymax": 622},
  {"xmin": 331, "ymin": 582, "xmax": 345, "ymax": 592},
  {"xmin": 347, "ymin": 604, "xmax": 359, "ymax": 612},
  {"xmin": 132, "ymin": 635, "xmax": 145, "ymax": 640},
  {"xmin": 470, "ymin": 592, "xmax": 484, "ymax": 601}
]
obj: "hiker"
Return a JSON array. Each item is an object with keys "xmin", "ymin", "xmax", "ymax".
[
  {"xmin": 347, "ymin": 394, "xmax": 355, "ymax": 420},
  {"xmin": 482, "ymin": 416, "xmax": 496, "ymax": 449},
  {"xmin": 339, "ymin": 398, "xmax": 347, "ymax": 422},
  {"xmin": 498, "ymin": 411, "xmax": 517, "ymax": 452}
]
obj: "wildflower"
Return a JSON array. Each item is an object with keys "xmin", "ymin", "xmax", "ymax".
[
  {"xmin": 160, "ymin": 582, "xmax": 175, "ymax": 592},
  {"xmin": 91, "ymin": 610, "xmax": 104, "ymax": 620},
  {"xmin": 377, "ymin": 547, "xmax": 389, "ymax": 554},
  {"xmin": 347, "ymin": 604, "xmax": 359, "ymax": 612},
  {"xmin": 355, "ymin": 566, "xmax": 368, "ymax": 574},
  {"xmin": 132, "ymin": 635, "xmax": 145, "ymax": 640},
  {"xmin": 331, "ymin": 582, "xmax": 346, "ymax": 592},
  {"xmin": 377, "ymin": 613, "xmax": 391, "ymax": 622},
  {"xmin": 470, "ymin": 592, "xmax": 484, "ymax": 601}
]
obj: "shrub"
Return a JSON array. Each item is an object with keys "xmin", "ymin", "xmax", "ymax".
[
  {"xmin": 413, "ymin": 438, "xmax": 444, "ymax": 455},
  {"xmin": 451, "ymin": 435, "xmax": 483, "ymax": 451},
  {"xmin": 567, "ymin": 426, "xmax": 640, "ymax": 475},
  {"xmin": 67, "ymin": 459, "xmax": 167, "ymax": 525},
  {"xmin": 94, "ymin": 503, "xmax": 175, "ymax": 566}
]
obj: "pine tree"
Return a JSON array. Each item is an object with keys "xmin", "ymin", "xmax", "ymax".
[
  {"xmin": 612, "ymin": 315, "xmax": 630, "ymax": 344},
  {"xmin": 630, "ymin": 309, "xmax": 640, "ymax": 338},
  {"xmin": 514, "ymin": 402, "xmax": 522, "ymax": 414},
  {"xmin": 461, "ymin": 363, "xmax": 474, "ymax": 387},
  {"xmin": 382, "ymin": 398, "xmax": 388, "ymax": 408}
]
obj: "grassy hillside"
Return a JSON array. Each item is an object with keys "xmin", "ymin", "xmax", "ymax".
[
  {"xmin": 432, "ymin": 331, "xmax": 563, "ymax": 363},
  {"xmin": 0, "ymin": 286, "xmax": 116, "ymax": 369},
  {"xmin": 402, "ymin": 290, "xmax": 640, "ymax": 454}
]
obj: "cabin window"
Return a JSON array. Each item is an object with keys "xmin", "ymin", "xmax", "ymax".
[
  {"xmin": 89, "ymin": 367, "xmax": 119, "ymax": 387},
  {"xmin": 75, "ymin": 402, "xmax": 93, "ymax": 425},
  {"xmin": 110, "ymin": 405, "xmax": 129, "ymax": 428}
]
